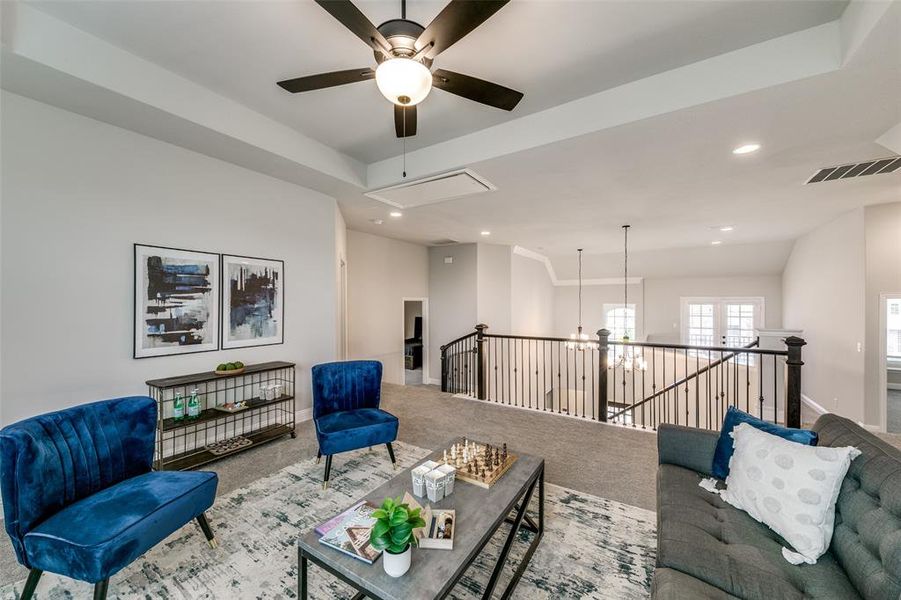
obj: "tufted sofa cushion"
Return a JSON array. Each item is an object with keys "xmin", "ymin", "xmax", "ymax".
[
  {"xmin": 812, "ymin": 414, "xmax": 901, "ymax": 600},
  {"xmin": 657, "ymin": 464, "xmax": 862, "ymax": 599}
]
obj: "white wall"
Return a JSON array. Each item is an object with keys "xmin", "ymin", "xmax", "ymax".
[
  {"xmin": 783, "ymin": 209, "xmax": 866, "ymax": 422},
  {"xmin": 346, "ymin": 230, "xmax": 428, "ymax": 385},
  {"xmin": 864, "ymin": 202, "xmax": 901, "ymax": 426},
  {"xmin": 644, "ymin": 276, "xmax": 783, "ymax": 343},
  {"xmin": 428, "ymin": 244, "xmax": 478, "ymax": 379},
  {"xmin": 477, "ymin": 243, "xmax": 512, "ymax": 334},
  {"xmin": 511, "ymin": 253, "xmax": 555, "ymax": 336},
  {"xmin": 0, "ymin": 91, "xmax": 340, "ymax": 424},
  {"xmin": 553, "ymin": 283, "xmax": 645, "ymax": 340}
]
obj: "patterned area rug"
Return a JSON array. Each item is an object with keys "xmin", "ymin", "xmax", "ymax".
[{"xmin": 1, "ymin": 442, "xmax": 656, "ymax": 599}]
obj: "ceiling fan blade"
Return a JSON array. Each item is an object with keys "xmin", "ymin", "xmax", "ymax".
[
  {"xmin": 415, "ymin": 0, "xmax": 509, "ymax": 59},
  {"xmin": 277, "ymin": 68, "xmax": 375, "ymax": 93},
  {"xmin": 394, "ymin": 104, "xmax": 417, "ymax": 137},
  {"xmin": 432, "ymin": 69, "xmax": 523, "ymax": 111},
  {"xmin": 314, "ymin": 0, "xmax": 392, "ymax": 55}
]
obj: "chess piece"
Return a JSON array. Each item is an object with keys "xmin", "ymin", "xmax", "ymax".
[
  {"xmin": 443, "ymin": 449, "xmax": 448, "ymax": 464},
  {"xmin": 467, "ymin": 462, "xmax": 473, "ymax": 474}
]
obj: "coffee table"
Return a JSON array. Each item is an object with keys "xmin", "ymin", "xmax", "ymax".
[{"xmin": 297, "ymin": 442, "xmax": 544, "ymax": 600}]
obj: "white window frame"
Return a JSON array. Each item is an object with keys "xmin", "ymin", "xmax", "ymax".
[
  {"xmin": 680, "ymin": 297, "xmax": 765, "ymax": 348},
  {"xmin": 603, "ymin": 303, "xmax": 637, "ymax": 341}
]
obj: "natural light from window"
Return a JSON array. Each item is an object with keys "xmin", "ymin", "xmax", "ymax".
[{"xmin": 888, "ymin": 298, "xmax": 901, "ymax": 360}]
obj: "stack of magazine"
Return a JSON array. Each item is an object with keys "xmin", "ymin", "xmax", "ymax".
[{"xmin": 316, "ymin": 500, "xmax": 381, "ymax": 564}]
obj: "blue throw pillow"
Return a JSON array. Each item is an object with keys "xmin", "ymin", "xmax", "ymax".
[{"xmin": 711, "ymin": 407, "xmax": 818, "ymax": 479}]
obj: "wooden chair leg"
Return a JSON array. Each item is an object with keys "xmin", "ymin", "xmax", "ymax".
[
  {"xmin": 196, "ymin": 512, "xmax": 218, "ymax": 549},
  {"xmin": 93, "ymin": 579, "xmax": 109, "ymax": 600},
  {"xmin": 323, "ymin": 455, "xmax": 333, "ymax": 489},
  {"xmin": 21, "ymin": 568, "xmax": 42, "ymax": 600},
  {"xmin": 386, "ymin": 442, "xmax": 397, "ymax": 469}
]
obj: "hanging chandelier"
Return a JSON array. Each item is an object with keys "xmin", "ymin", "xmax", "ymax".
[
  {"xmin": 617, "ymin": 225, "xmax": 647, "ymax": 371},
  {"xmin": 566, "ymin": 249, "xmax": 597, "ymax": 351}
]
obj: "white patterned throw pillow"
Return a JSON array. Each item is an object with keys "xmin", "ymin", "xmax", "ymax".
[{"xmin": 721, "ymin": 423, "xmax": 861, "ymax": 565}]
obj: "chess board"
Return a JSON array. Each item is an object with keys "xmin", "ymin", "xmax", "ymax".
[{"xmin": 439, "ymin": 438, "xmax": 517, "ymax": 489}]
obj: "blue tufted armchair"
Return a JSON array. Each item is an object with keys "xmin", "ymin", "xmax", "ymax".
[
  {"xmin": 0, "ymin": 396, "xmax": 219, "ymax": 599},
  {"xmin": 312, "ymin": 361, "xmax": 399, "ymax": 489}
]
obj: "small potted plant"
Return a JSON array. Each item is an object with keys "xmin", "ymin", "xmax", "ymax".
[{"xmin": 369, "ymin": 496, "xmax": 426, "ymax": 577}]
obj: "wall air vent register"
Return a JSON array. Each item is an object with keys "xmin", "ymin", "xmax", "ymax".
[{"xmin": 806, "ymin": 156, "xmax": 901, "ymax": 184}]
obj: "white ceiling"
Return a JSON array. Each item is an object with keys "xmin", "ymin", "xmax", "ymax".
[
  {"xmin": 29, "ymin": 0, "xmax": 847, "ymax": 163},
  {"xmin": 4, "ymin": 0, "xmax": 899, "ymax": 280}
]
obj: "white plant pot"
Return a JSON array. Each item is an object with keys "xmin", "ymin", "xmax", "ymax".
[{"xmin": 383, "ymin": 545, "xmax": 411, "ymax": 578}]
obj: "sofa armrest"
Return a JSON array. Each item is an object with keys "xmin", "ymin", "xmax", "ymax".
[{"xmin": 657, "ymin": 424, "xmax": 719, "ymax": 478}]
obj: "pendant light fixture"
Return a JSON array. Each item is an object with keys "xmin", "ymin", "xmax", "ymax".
[
  {"xmin": 617, "ymin": 225, "xmax": 647, "ymax": 371},
  {"xmin": 566, "ymin": 249, "xmax": 597, "ymax": 351}
]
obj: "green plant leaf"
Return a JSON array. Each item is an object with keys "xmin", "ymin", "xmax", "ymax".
[
  {"xmin": 409, "ymin": 517, "xmax": 426, "ymax": 529},
  {"xmin": 371, "ymin": 520, "xmax": 390, "ymax": 539},
  {"xmin": 409, "ymin": 507, "xmax": 421, "ymax": 519},
  {"xmin": 390, "ymin": 523, "xmax": 413, "ymax": 545},
  {"xmin": 371, "ymin": 509, "xmax": 388, "ymax": 520},
  {"xmin": 387, "ymin": 542, "xmax": 409, "ymax": 554},
  {"xmin": 389, "ymin": 506, "xmax": 409, "ymax": 526},
  {"xmin": 369, "ymin": 533, "xmax": 390, "ymax": 551}
]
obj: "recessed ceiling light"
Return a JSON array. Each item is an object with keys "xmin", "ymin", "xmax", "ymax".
[
  {"xmin": 481, "ymin": 231, "xmax": 491, "ymax": 236},
  {"xmin": 370, "ymin": 218, "xmax": 384, "ymax": 225},
  {"xmin": 719, "ymin": 225, "xmax": 734, "ymax": 232},
  {"xmin": 389, "ymin": 211, "xmax": 402, "ymax": 218},
  {"xmin": 711, "ymin": 240, "xmax": 722, "ymax": 246},
  {"xmin": 732, "ymin": 143, "xmax": 760, "ymax": 155}
]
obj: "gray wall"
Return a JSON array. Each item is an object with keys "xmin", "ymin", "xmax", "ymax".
[
  {"xmin": 511, "ymin": 253, "xmax": 555, "ymax": 336},
  {"xmin": 864, "ymin": 202, "xmax": 901, "ymax": 425},
  {"xmin": 783, "ymin": 209, "xmax": 866, "ymax": 422},
  {"xmin": 1, "ymin": 91, "xmax": 340, "ymax": 424},
  {"xmin": 477, "ymin": 243, "xmax": 512, "ymax": 335},
  {"xmin": 346, "ymin": 230, "xmax": 428, "ymax": 385},
  {"xmin": 428, "ymin": 244, "xmax": 478, "ymax": 381}
]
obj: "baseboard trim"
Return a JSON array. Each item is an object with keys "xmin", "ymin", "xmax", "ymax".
[
  {"xmin": 801, "ymin": 393, "xmax": 828, "ymax": 416},
  {"xmin": 427, "ymin": 377, "xmax": 441, "ymax": 386},
  {"xmin": 296, "ymin": 408, "xmax": 313, "ymax": 423},
  {"xmin": 858, "ymin": 421, "xmax": 884, "ymax": 433}
]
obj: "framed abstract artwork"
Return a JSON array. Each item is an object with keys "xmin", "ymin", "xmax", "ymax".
[
  {"xmin": 221, "ymin": 254, "xmax": 284, "ymax": 349},
  {"xmin": 134, "ymin": 244, "xmax": 220, "ymax": 358}
]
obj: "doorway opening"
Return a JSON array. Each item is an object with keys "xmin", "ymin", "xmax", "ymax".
[
  {"xmin": 881, "ymin": 294, "xmax": 901, "ymax": 433},
  {"xmin": 403, "ymin": 299, "xmax": 428, "ymax": 386}
]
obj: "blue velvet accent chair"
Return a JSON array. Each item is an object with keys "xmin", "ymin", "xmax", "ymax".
[
  {"xmin": 312, "ymin": 361, "xmax": 399, "ymax": 489},
  {"xmin": 0, "ymin": 396, "xmax": 219, "ymax": 600}
]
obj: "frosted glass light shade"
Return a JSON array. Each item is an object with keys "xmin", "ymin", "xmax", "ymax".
[{"xmin": 375, "ymin": 58, "xmax": 432, "ymax": 106}]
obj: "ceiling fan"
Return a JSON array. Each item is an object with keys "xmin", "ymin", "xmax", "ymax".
[{"xmin": 277, "ymin": 0, "xmax": 524, "ymax": 138}]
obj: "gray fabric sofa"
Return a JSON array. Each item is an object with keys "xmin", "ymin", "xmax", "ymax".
[{"xmin": 651, "ymin": 413, "xmax": 901, "ymax": 600}]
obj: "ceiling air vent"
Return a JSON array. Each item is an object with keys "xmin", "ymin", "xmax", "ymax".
[
  {"xmin": 365, "ymin": 168, "xmax": 496, "ymax": 208},
  {"xmin": 806, "ymin": 156, "xmax": 901, "ymax": 184},
  {"xmin": 429, "ymin": 239, "xmax": 459, "ymax": 246}
]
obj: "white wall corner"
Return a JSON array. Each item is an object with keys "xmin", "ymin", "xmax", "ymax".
[
  {"xmin": 513, "ymin": 245, "xmax": 558, "ymax": 284},
  {"xmin": 840, "ymin": 0, "xmax": 895, "ymax": 64},
  {"xmin": 296, "ymin": 408, "xmax": 313, "ymax": 423}
]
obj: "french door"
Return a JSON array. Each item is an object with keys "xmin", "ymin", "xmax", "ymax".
[{"xmin": 681, "ymin": 297, "xmax": 765, "ymax": 348}]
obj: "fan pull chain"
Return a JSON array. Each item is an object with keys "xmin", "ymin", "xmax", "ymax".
[{"xmin": 402, "ymin": 105, "xmax": 407, "ymax": 178}]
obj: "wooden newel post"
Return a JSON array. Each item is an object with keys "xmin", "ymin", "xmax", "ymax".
[
  {"xmin": 475, "ymin": 324, "xmax": 488, "ymax": 400},
  {"xmin": 440, "ymin": 344, "xmax": 448, "ymax": 393},
  {"xmin": 598, "ymin": 329, "xmax": 610, "ymax": 422},
  {"xmin": 784, "ymin": 336, "xmax": 805, "ymax": 428}
]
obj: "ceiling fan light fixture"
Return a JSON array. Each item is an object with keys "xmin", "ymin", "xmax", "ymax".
[{"xmin": 375, "ymin": 58, "xmax": 432, "ymax": 106}]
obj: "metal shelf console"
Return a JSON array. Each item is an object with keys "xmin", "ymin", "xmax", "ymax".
[{"xmin": 147, "ymin": 361, "xmax": 296, "ymax": 470}]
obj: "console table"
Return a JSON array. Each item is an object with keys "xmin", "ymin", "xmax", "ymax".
[{"xmin": 146, "ymin": 361, "xmax": 295, "ymax": 470}]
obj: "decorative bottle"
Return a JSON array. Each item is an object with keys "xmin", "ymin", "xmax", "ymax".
[
  {"xmin": 187, "ymin": 388, "xmax": 201, "ymax": 419},
  {"xmin": 173, "ymin": 392, "xmax": 185, "ymax": 421}
]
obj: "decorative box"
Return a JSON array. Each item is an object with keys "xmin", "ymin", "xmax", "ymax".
[
  {"xmin": 411, "ymin": 465, "xmax": 431, "ymax": 497},
  {"xmin": 436, "ymin": 464, "xmax": 456, "ymax": 495},
  {"xmin": 425, "ymin": 469, "xmax": 446, "ymax": 503}
]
